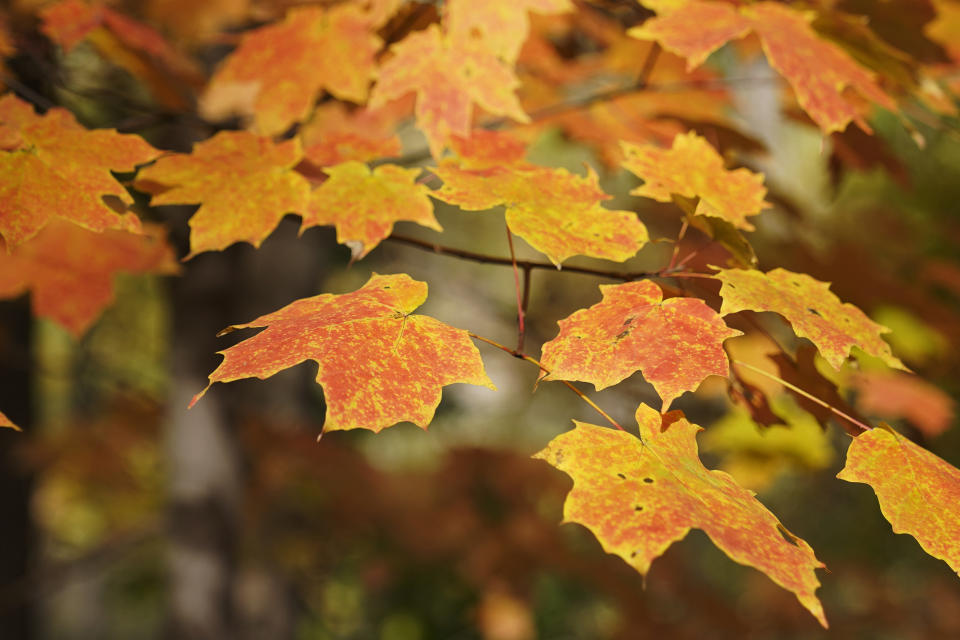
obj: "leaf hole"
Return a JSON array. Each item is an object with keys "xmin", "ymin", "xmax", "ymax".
[
  {"xmin": 616, "ymin": 472, "xmax": 627, "ymax": 480},
  {"xmin": 806, "ymin": 307, "xmax": 822, "ymax": 317},
  {"xmin": 634, "ymin": 505, "xmax": 644, "ymax": 512},
  {"xmin": 642, "ymin": 477, "xmax": 654, "ymax": 484}
]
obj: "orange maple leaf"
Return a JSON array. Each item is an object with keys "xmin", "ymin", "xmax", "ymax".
[
  {"xmin": 302, "ymin": 162, "xmax": 441, "ymax": 260},
  {"xmin": 430, "ymin": 132, "xmax": 648, "ymax": 265},
  {"xmin": 539, "ymin": 280, "xmax": 741, "ymax": 408},
  {"xmin": 714, "ymin": 267, "xmax": 906, "ymax": 371},
  {"xmin": 622, "ymin": 131, "xmax": 769, "ymax": 231},
  {"xmin": 446, "ymin": 0, "xmax": 573, "ymax": 63},
  {"xmin": 134, "ymin": 130, "xmax": 311, "ymax": 258},
  {"xmin": 535, "ymin": 403, "xmax": 827, "ymax": 627},
  {"xmin": 201, "ymin": 4, "xmax": 383, "ymax": 135},
  {"xmin": 0, "ymin": 220, "xmax": 179, "ymax": 337},
  {"xmin": 630, "ymin": 1, "xmax": 897, "ymax": 133},
  {"xmin": 0, "ymin": 409, "xmax": 18, "ymax": 431},
  {"xmin": 191, "ymin": 274, "xmax": 495, "ymax": 433},
  {"xmin": 838, "ymin": 425, "xmax": 960, "ymax": 576},
  {"xmin": 369, "ymin": 25, "xmax": 530, "ymax": 158},
  {"xmin": 0, "ymin": 94, "xmax": 160, "ymax": 248}
]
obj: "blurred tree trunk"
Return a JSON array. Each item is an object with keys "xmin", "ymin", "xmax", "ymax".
[
  {"xmin": 164, "ymin": 217, "xmax": 330, "ymax": 640},
  {"xmin": 0, "ymin": 301, "xmax": 35, "ymax": 640}
]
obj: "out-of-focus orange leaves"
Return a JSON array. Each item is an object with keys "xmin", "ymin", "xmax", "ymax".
[
  {"xmin": 192, "ymin": 274, "xmax": 495, "ymax": 433},
  {"xmin": 534, "ymin": 403, "xmax": 827, "ymax": 627},
  {"xmin": 298, "ymin": 101, "xmax": 405, "ymax": 169},
  {"xmin": 369, "ymin": 25, "xmax": 530, "ymax": 158},
  {"xmin": 539, "ymin": 281, "xmax": 741, "ymax": 409},
  {"xmin": 838, "ymin": 425, "xmax": 960, "ymax": 575},
  {"xmin": 0, "ymin": 94, "xmax": 160, "ymax": 248},
  {"xmin": 927, "ymin": 0, "xmax": 960, "ymax": 61},
  {"xmin": 133, "ymin": 130, "xmax": 310, "ymax": 258},
  {"xmin": 715, "ymin": 267, "xmax": 906, "ymax": 371},
  {"xmin": 446, "ymin": 0, "xmax": 572, "ymax": 63},
  {"xmin": 849, "ymin": 370, "xmax": 955, "ymax": 437},
  {"xmin": 0, "ymin": 220, "xmax": 178, "ymax": 337},
  {"xmin": 302, "ymin": 162, "xmax": 440, "ymax": 260},
  {"xmin": 201, "ymin": 4, "xmax": 383, "ymax": 135},
  {"xmin": 0, "ymin": 409, "xmax": 19, "ymax": 430},
  {"xmin": 631, "ymin": 1, "xmax": 897, "ymax": 134},
  {"xmin": 430, "ymin": 132, "xmax": 648, "ymax": 265},
  {"xmin": 39, "ymin": 0, "xmax": 202, "ymax": 109},
  {"xmin": 622, "ymin": 131, "xmax": 769, "ymax": 230}
]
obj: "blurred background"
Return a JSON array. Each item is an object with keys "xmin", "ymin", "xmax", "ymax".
[{"xmin": 2, "ymin": 1, "xmax": 960, "ymax": 639}]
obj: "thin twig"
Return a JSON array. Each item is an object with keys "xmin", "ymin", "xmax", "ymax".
[
  {"xmin": 387, "ymin": 233, "xmax": 657, "ymax": 281},
  {"xmin": 504, "ymin": 223, "xmax": 526, "ymax": 351},
  {"xmin": 666, "ymin": 219, "xmax": 689, "ymax": 272},
  {"xmin": 468, "ymin": 332, "xmax": 627, "ymax": 432},
  {"xmin": 732, "ymin": 359, "xmax": 871, "ymax": 433}
]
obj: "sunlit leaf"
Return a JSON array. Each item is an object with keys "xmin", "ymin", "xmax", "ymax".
[
  {"xmin": 535, "ymin": 403, "xmax": 827, "ymax": 627},
  {"xmin": 302, "ymin": 162, "xmax": 440, "ymax": 260},
  {"xmin": 192, "ymin": 274, "xmax": 495, "ymax": 433},
  {"xmin": 540, "ymin": 280, "xmax": 740, "ymax": 409},
  {"xmin": 446, "ymin": 0, "xmax": 573, "ymax": 63},
  {"xmin": 134, "ymin": 130, "xmax": 310, "ymax": 258},
  {"xmin": 838, "ymin": 425, "xmax": 960, "ymax": 575},
  {"xmin": 714, "ymin": 267, "xmax": 906, "ymax": 371},
  {"xmin": 0, "ymin": 94, "xmax": 160, "ymax": 248}
]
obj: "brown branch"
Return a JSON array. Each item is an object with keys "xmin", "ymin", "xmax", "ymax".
[{"xmin": 387, "ymin": 233, "xmax": 658, "ymax": 281}]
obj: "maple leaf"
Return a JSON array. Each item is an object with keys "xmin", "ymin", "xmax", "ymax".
[
  {"xmin": 539, "ymin": 280, "xmax": 741, "ymax": 409},
  {"xmin": 133, "ymin": 130, "xmax": 310, "ymax": 258},
  {"xmin": 369, "ymin": 25, "xmax": 530, "ymax": 158},
  {"xmin": 621, "ymin": 131, "xmax": 769, "ymax": 231},
  {"xmin": 714, "ymin": 267, "xmax": 906, "ymax": 371},
  {"xmin": 630, "ymin": 1, "xmax": 897, "ymax": 133},
  {"xmin": 301, "ymin": 161, "xmax": 441, "ymax": 260},
  {"xmin": 534, "ymin": 403, "xmax": 827, "ymax": 626},
  {"xmin": 430, "ymin": 135, "xmax": 648, "ymax": 265},
  {"xmin": 298, "ymin": 101, "xmax": 405, "ymax": 168},
  {"xmin": 446, "ymin": 0, "xmax": 573, "ymax": 63},
  {"xmin": 848, "ymin": 370, "xmax": 955, "ymax": 437},
  {"xmin": 191, "ymin": 274, "xmax": 495, "ymax": 433},
  {"xmin": 201, "ymin": 4, "xmax": 383, "ymax": 136},
  {"xmin": 0, "ymin": 94, "xmax": 160, "ymax": 248},
  {"xmin": 0, "ymin": 220, "xmax": 179, "ymax": 337},
  {"xmin": 40, "ymin": 0, "xmax": 201, "ymax": 109},
  {"xmin": 0, "ymin": 409, "xmax": 18, "ymax": 431},
  {"xmin": 838, "ymin": 425, "xmax": 960, "ymax": 576}
]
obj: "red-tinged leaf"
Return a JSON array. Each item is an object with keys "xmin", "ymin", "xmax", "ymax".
[
  {"xmin": 629, "ymin": 0, "xmax": 751, "ymax": 69},
  {"xmin": 539, "ymin": 280, "xmax": 741, "ymax": 408},
  {"xmin": 715, "ymin": 267, "xmax": 906, "ymax": 371},
  {"xmin": 192, "ymin": 274, "xmax": 495, "ymax": 433},
  {"xmin": 369, "ymin": 25, "xmax": 530, "ymax": 158},
  {"xmin": 298, "ymin": 102, "xmax": 405, "ymax": 168},
  {"xmin": 534, "ymin": 403, "xmax": 827, "ymax": 627},
  {"xmin": 446, "ymin": 0, "xmax": 573, "ymax": 63},
  {"xmin": 0, "ymin": 410, "xmax": 19, "ymax": 431},
  {"xmin": 744, "ymin": 3, "xmax": 897, "ymax": 134},
  {"xmin": 849, "ymin": 370, "xmax": 955, "ymax": 437},
  {"xmin": 39, "ymin": 0, "xmax": 102, "ymax": 51},
  {"xmin": 301, "ymin": 162, "xmax": 440, "ymax": 260},
  {"xmin": 201, "ymin": 4, "xmax": 382, "ymax": 135},
  {"xmin": 621, "ymin": 131, "xmax": 769, "ymax": 231},
  {"xmin": 431, "ymin": 148, "xmax": 648, "ymax": 265},
  {"xmin": 631, "ymin": 1, "xmax": 897, "ymax": 133},
  {"xmin": 133, "ymin": 130, "xmax": 310, "ymax": 258},
  {"xmin": 838, "ymin": 426, "xmax": 960, "ymax": 575},
  {"xmin": 0, "ymin": 94, "xmax": 160, "ymax": 248},
  {"xmin": 0, "ymin": 220, "xmax": 178, "ymax": 337}
]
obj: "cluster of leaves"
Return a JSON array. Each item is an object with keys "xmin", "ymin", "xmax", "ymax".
[{"xmin": 2, "ymin": 0, "xmax": 960, "ymax": 629}]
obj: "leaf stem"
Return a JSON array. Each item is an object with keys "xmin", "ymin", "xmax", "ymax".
[
  {"xmin": 732, "ymin": 359, "xmax": 871, "ymax": 433},
  {"xmin": 505, "ymin": 223, "xmax": 527, "ymax": 351},
  {"xmin": 666, "ymin": 219, "xmax": 689, "ymax": 272},
  {"xmin": 468, "ymin": 332, "xmax": 626, "ymax": 432}
]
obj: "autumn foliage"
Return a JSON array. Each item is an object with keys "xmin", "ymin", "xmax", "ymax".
[{"xmin": 2, "ymin": 0, "xmax": 960, "ymax": 635}]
